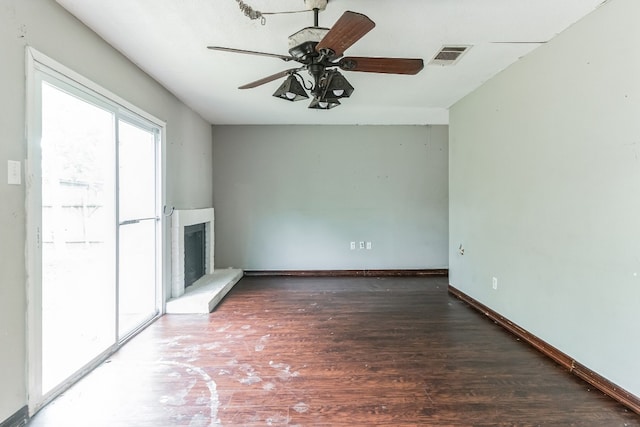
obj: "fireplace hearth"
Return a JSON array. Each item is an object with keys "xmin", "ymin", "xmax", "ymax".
[{"xmin": 167, "ymin": 207, "xmax": 243, "ymax": 314}]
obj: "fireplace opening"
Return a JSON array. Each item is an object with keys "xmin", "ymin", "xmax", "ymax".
[{"xmin": 184, "ymin": 223, "xmax": 206, "ymax": 288}]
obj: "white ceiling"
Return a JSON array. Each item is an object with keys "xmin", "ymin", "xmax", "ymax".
[{"xmin": 56, "ymin": 0, "xmax": 605, "ymax": 125}]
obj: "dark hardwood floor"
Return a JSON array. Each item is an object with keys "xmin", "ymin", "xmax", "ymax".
[{"xmin": 28, "ymin": 276, "xmax": 639, "ymax": 426}]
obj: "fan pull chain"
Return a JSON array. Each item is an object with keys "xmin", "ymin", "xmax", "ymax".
[
  {"xmin": 235, "ymin": 0, "xmax": 266, "ymax": 25},
  {"xmin": 234, "ymin": 0, "xmax": 311, "ymax": 25}
]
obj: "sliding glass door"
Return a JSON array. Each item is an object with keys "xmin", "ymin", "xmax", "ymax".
[
  {"xmin": 40, "ymin": 80, "xmax": 118, "ymax": 394},
  {"xmin": 27, "ymin": 50, "xmax": 163, "ymax": 411}
]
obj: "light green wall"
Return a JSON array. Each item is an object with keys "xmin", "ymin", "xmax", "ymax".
[
  {"xmin": 449, "ymin": 0, "xmax": 640, "ymax": 396},
  {"xmin": 0, "ymin": 0, "xmax": 213, "ymax": 421},
  {"xmin": 212, "ymin": 125, "xmax": 449, "ymax": 271}
]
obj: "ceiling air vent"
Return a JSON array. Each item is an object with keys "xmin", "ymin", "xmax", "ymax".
[{"xmin": 429, "ymin": 45, "xmax": 470, "ymax": 66}]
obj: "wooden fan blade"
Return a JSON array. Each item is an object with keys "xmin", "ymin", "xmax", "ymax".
[
  {"xmin": 339, "ymin": 57, "xmax": 424, "ymax": 75},
  {"xmin": 315, "ymin": 11, "xmax": 375, "ymax": 59},
  {"xmin": 207, "ymin": 46, "xmax": 295, "ymax": 62},
  {"xmin": 238, "ymin": 69, "xmax": 300, "ymax": 89}
]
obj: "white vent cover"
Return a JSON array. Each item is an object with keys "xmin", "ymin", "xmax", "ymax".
[{"xmin": 429, "ymin": 45, "xmax": 471, "ymax": 66}]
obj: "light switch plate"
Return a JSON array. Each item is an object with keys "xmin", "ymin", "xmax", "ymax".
[{"xmin": 7, "ymin": 160, "xmax": 21, "ymax": 185}]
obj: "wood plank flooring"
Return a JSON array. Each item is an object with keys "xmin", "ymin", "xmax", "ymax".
[{"xmin": 28, "ymin": 276, "xmax": 640, "ymax": 426}]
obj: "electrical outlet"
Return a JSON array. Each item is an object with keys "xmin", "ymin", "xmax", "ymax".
[
  {"xmin": 350, "ymin": 241, "xmax": 356, "ymax": 250},
  {"xmin": 359, "ymin": 241, "xmax": 365, "ymax": 250},
  {"xmin": 492, "ymin": 277, "xmax": 498, "ymax": 290},
  {"xmin": 366, "ymin": 241, "xmax": 372, "ymax": 250}
]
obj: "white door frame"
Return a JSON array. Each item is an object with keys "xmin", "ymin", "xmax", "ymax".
[{"xmin": 25, "ymin": 47, "xmax": 166, "ymax": 414}]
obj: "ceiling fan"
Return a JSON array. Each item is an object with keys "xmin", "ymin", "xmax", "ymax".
[{"xmin": 207, "ymin": 0, "xmax": 424, "ymax": 109}]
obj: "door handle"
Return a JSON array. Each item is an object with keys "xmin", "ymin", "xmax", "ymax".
[{"xmin": 119, "ymin": 217, "xmax": 160, "ymax": 226}]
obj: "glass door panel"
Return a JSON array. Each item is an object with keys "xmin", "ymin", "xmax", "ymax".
[
  {"xmin": 40, "ymin": 81, "xmax": 117, "ymax": 394},
  {"xmin": 118, "ymin": 220, "xmax": 157, "ymax": 336},
  {"xmin": 117, "ymin": 119, "xmax": 159, "ymax": 338}
]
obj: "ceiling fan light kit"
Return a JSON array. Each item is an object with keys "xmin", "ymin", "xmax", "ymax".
[
  {"xmin": 309, "ymin": 97, "xmax": 340, "ymax": 110},
  {"xmin": 209, "ymin": 1, "xmax": 424, "ymax": 110},
  {"xmin": 272, "ymin": 73, "xmax": 309, "ymax": 101},
  {"xmin": 323, "ymin": 70, "xmax": 354, "ymax": 100},
  {"xmin": 273, "ymin": 69, "xmax": 354, "ymax": 108}
]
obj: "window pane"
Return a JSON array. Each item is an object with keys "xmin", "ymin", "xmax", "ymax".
[{"xmin": 118, "ymin": 120, "xmax": 156, "ymax": 221}]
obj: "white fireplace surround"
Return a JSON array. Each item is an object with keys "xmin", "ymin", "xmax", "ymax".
[{"xmin": 171, "ymin": 208, "xmax": 214, "ymax": 298}]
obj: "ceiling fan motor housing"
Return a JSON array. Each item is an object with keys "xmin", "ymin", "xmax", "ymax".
[{"xmin": 288, "ymin": 27, "xmax": 330, "ymax": 60}]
